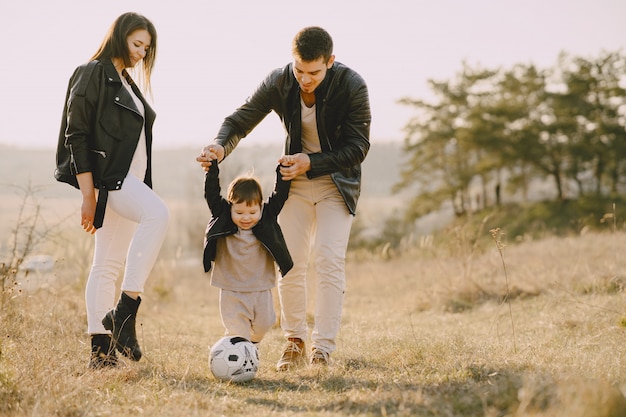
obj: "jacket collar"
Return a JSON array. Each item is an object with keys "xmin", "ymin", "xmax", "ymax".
[
  {"xmin": 101, "ymin": 58, "xmax": 150, "ymax": 118},
  {"xmin": 102, "ymin": 58, "xmax": 123, "ymax": 84}
]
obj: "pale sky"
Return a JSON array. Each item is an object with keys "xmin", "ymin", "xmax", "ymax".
[{"xmin": 1, "ymin": 0, "xmax": 625, "ymax": 150}]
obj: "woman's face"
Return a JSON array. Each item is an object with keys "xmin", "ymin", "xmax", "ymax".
[{"xmin": 125, "ymin": 29, "xmax": 151, "ymax": 68}]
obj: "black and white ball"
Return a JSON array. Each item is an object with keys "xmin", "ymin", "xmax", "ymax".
[{"xmin": 209, "ymin": 336, "xmax": 259, "ymax": 382}]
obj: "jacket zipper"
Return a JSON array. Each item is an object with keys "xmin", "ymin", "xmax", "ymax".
[
  {"xmin": 207, "ymin": 229, "xmax": 235, "ymax": 240},
  {"xmin": 69, "ymin": 144, "xmax": 78, "ymax": 174},
  {"xmin": 258, "ymin": 240, "xmax": 278, "ymax": 264}
]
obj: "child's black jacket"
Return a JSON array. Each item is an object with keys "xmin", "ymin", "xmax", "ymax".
[{"xmin": 203, "ymin": 162, "xmax": 293, "ymax": 276}]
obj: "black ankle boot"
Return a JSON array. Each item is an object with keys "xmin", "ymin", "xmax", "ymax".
[
  {"xmin": 102, "ymin": 292, "xmax": 142, "ymax": 361},
  {"xmin": 89, "ymin": 334, "xmax": 118, "ymax": 369}
]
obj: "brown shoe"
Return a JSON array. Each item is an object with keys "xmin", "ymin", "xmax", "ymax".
[
  {"xmin": 276, "ymin": 338, "xmax": 305, "ymax": 371},
  {"xmin": 310, "ymin": 348, "xmax": 330, "ymax": 366}
]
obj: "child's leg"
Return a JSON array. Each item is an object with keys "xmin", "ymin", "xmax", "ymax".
[
  {"xmin": 250, "ymin": 290, "xmax": 276, "ymax": 343},
  {"xmin": 219, "ymin": 289, "xmax": 252, "ymax": 341}
]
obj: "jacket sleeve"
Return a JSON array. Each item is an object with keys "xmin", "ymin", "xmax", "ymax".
[
  {"xmin": 64, "ymin": 62, "xmax": 101, "ymax": 175},
  {"xmin": 213, "ymin": 68, "xmax": 282, "ymax": 158},
  {"xmin": 265, "ymin": 164, "xmax": 291, "ymax": 216},
  {"xmin": 307, "ymin": 71, "xmax": 371, "ymax": 178},
  {"xmin": 204, "ymin": 160, "xmax": 229, "ymax": 215}
]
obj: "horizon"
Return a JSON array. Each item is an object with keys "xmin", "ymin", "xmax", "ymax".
[{"xmin": 0, "ymin": 137, "xmax": 404, "ymax": 152}]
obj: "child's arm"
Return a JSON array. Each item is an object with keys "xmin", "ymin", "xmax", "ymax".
[
  {"xmin": 266, "ymin": 164, "xmax": 291, "ymax": 215},
  {"xmin": 204, "ymin": 159, "xmax": 228, "ymax": 214}
]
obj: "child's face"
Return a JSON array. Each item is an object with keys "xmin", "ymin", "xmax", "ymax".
[{"xmin": 231, "ymin": 202, "xmax": 262, "ymax": 230}]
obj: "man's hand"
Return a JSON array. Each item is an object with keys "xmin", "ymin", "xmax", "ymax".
[
  {"xmin": 278, "ymin": 153, "xmax": 311, "ymax": 181},
  {"xmin": 196, "ymin": 144, "xmax": 225, "ymax": 171}
]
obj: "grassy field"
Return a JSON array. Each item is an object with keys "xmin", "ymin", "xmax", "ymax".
[
  {"xmin": 2, "ymin": 145, "xmax": 626, "ymax": 416},
  {"xmin": 2, "ymin": 200, "xmax": 626, "ymax": 416}
]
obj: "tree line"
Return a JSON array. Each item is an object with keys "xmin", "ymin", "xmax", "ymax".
[{"xmin": 394, "ymin": 50, "xmax": 626, "ymax": 221}]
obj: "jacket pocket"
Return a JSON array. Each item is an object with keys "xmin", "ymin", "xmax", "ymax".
[
  {"xmin": 91, "ymin": 149, "xmax": 107, "ymax": 158},
  {"xmin": 99, "ymin": 105, "xmax": 143, "ymax": 142}
]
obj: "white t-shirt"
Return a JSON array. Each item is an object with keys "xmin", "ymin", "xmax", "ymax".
[
  {"xmin": 120, "ymin": 74, "xmax": 147, "ymax": 180},
  {"xmin": 296, "ymin": 97, "xmax": 334, "ymax": 187}
]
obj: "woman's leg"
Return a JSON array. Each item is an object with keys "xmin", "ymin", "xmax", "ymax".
[
  {"xmin": 100, "ymin": 175, "xmax": 169, "ymax": 360},
  {"xmin": 85, "ymin": 206, "xmax": 135, "ymax": 334},
  {"xmin": 106, "ymin": 175, "xmax": 169, "ymax": 294}
]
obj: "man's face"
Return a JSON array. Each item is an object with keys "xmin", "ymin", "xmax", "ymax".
[{"xmin": 292, "ymin": 55, "xmax": 335, "ymax": 94}]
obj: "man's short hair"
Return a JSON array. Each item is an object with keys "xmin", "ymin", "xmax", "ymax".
[{"xmin": 292, "ymin": 26, "xmax": 333, "ymax": 63}]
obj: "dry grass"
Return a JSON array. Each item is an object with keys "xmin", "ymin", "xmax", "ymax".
[{"xmin": 2, "ymin": 198, "xmax": 626, "ymax": 416}]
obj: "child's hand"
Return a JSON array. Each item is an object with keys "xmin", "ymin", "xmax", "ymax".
[{"xmin": 197, "ymin": 144, "xmax": 224, "ymax": 171}]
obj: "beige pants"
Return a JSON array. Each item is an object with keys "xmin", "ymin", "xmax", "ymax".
[
  {"xmin": 277, "ymin": 176, "xmax": 353, "ymax": 353},
  {"xmin": 220, "ymin": 289, "xmax": 276, "ymax": 343}
]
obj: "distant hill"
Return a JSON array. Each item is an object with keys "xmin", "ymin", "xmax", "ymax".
[
  {"xmin": 0, "ymin": 141, "xmax": 406, "ymax": 201},
  {"xmin": 0, "ymin": 142, "xmax": 411, "ymax": 248}
]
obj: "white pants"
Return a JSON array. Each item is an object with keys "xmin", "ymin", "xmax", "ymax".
[
  {"xmin": 277, "ymin": 176, "xmax": 353, "ymax": 354},
  {"xmin": 85, "ymin": 175, "xmax": 169, "ymax": 334}
]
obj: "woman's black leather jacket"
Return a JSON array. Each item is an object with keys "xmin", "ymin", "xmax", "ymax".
[{"xmin": 55, "ymin": 59, "xmax": 156, "ymax": 227}]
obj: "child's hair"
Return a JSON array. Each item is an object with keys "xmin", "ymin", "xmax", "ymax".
[{"xmin": 227, "ymin": 175, "xmax": 263, "ymax": 206}]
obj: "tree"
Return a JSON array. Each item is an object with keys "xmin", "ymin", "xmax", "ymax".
[
  {"xmin": 396, "ymin": 63, "xmax": 496, "ymax": 219},
  {"xmin": 558, "ymin": 51, "xmax": 626, "ymax": 196},
  {"xmin": 397, "ymin": 50, "xmax": 626, "ymax": 223},
  {"xmin": 485, "ymin": 64, "xmax": 548, "ymax": 202}
]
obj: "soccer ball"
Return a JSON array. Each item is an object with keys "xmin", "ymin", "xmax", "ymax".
[{"xmin": 209, "ymin": 336, "xmax": 259, "ymax": 382}]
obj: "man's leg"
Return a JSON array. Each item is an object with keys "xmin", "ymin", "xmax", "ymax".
[
  {"xmin": 276, "ymin": 179, "xmax": 315, "ymax": 370},
  {"xmin": 310, "ymin": 185, "xmax": 353, "ymax": 362}
]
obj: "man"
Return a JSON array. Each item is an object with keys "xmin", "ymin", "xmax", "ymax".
[{"xmin": 197, "ymin": 26, "xmax": 371, "ymax": 370}]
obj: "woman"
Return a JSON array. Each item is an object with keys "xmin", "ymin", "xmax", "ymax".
[{"xmin": 55, "ymin": 12, "xmax": 169, "ymax": 369}]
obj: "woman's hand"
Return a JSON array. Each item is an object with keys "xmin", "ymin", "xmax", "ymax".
[
  {"xmin": 81, "ymin": 195, "xmax": 97, "ymax": 234},
  {"xmin": 76, "ymin": 172, "xmax": 97, "ymax": 234}
]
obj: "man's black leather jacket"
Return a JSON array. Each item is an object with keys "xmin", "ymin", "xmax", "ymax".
[{"xmin": 214, "ymin": 61, "xmax": 371, "ymax": 215}]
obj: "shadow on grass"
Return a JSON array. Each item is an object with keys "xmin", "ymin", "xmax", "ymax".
[{"xmin": 242, "ymin": 362, "xmax": 626, "ymax": 417}]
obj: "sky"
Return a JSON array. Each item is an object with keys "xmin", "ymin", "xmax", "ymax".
[{"xmin": 1, "ymin": 0, "xmax": 625, "ymax": 150}]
